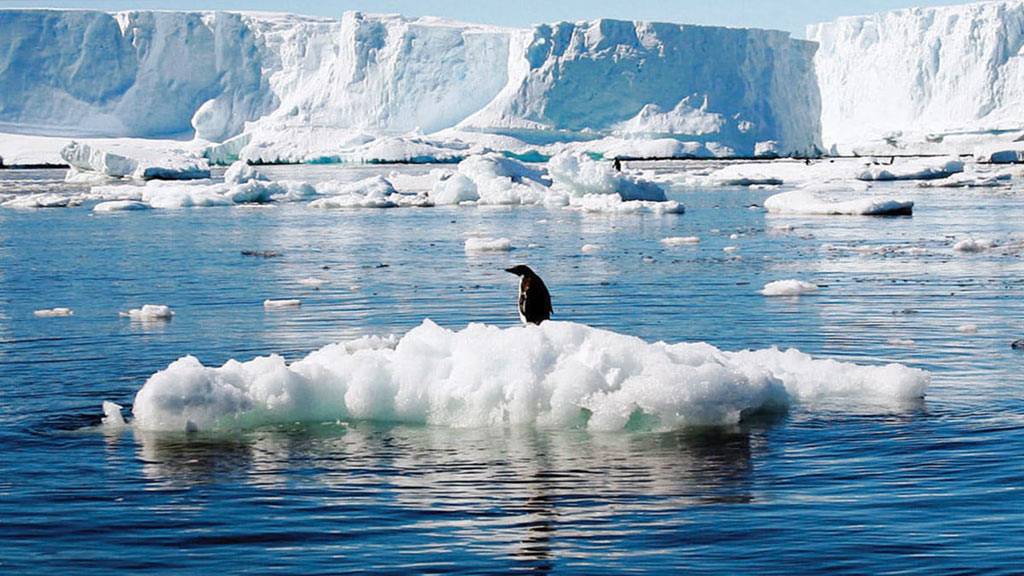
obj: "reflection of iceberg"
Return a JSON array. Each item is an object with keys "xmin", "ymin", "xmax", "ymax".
[{"xmin": 128, "ymin": 320, "xmax": 928, "ymax": 433}]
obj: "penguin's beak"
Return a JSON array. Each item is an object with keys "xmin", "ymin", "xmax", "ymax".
[{"xmin": 504, "ymin": 267, "xmax": 516, "ymax": 274}]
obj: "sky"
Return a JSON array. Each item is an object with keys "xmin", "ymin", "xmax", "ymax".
[{"xmin": 0, "ymin": 0, "xmax": 979, "ymax": 37}]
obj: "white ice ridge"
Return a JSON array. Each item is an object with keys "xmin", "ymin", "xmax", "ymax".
[
  {"xmin": 809, "ymin": 1, "xmax": 1024, "ymax": 155},
  {"xmin": 127, "ymin": 320, "xmax": 929, "ymax": 432},
  {"xmin": 0, "ymin": 10, "xmax": 820, "ymax": 159}
]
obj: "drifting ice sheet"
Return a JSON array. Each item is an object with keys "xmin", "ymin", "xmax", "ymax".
[
  {"xmin": 764, "ymin": 189, "xmax": 913, "ymax": 216},
  {"xmin": 127, "ymin": 320, "xmax": 929, "ymax": 432}
]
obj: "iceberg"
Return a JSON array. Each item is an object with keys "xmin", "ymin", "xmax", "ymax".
[
  {"xmin": 126, "ymin": 320, "xmax": 929, "ymax": 432},
  {"xmin": 61, "ymin": 141, "xmax": 210, "ymax": 180},
  {"xmin": 810, "ymin": 2, "xmax": 1024, "ymax": 155},
  {"xmin": 0, "ymin": 10, "xmax": 820, "ymax": 161}
]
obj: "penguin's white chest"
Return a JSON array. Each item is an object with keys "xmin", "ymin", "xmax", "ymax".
[{"xmin": 518, "ymin": 277, "xmax": 528, "ymax": 324}]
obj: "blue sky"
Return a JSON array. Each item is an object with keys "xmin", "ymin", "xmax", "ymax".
[{"xmin": 0, "ymin": 0, "xmax": 975, "ymax": 36}]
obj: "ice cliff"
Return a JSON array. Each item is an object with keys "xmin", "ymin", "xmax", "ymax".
[
  {"xmin": 809, "ymin": 1, "xmax": 1024, "ymax": 155},
  {"xmin": 0, "ymin": 9, "xmax": 822, "ymax": 159}
]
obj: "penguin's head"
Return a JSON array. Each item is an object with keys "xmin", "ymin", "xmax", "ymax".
[{"xmin": 504, "ymin": 265, "xmax": 535, "ymax": 277}]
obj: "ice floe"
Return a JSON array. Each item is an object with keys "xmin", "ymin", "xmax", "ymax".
[
  {"xmin": 464, "ymin": 237, "xmax": 513, "ymax": 252},
  {"xmin": 661, "ymin": 236, "xmax": 701, "ymax": 246},
  {"xmin": 125, "ymin": 320, "xmax": 930, "ymax": 432},
  {"xmin": 120, "ymin": 305, "xmax": 175, "ymax": 321},
  {"xmin": 93, "ymin": 200, "xmax": 151, "ymax": 212},
  {"xmin": 61, "ymin": 141, "xmax": 210, "ymax": 181},
  {"xmin": 264, "ymin": 299, "xmax": 302, "ymax": 309},
  {"xmin": 761, "ymin": 280, "xmax": 818, "ymax": 296},
  {"xmin": 764, "ymin": 189, "xmax": 913, "ymax": 216},
  {"xmin": 33, "ymin": 308, "xmax": 74, "ymax": 318}
]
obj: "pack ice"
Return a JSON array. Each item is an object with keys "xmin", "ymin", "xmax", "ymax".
[{"xmin": 125, "ymin": 320, "xmax": 929, "ymax": 432}]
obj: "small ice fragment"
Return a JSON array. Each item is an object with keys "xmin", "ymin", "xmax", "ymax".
[
  {"xmin": 264, "ymin": 299, "xmax": 302, "ymax": 309},
  {"xmin": 581, "ymin": 244, "xmax": 602, "ymax": 254},
  {"xmin": 729, "ymin": 233, "xmax": 740, "ymax": 240},
  {"xmin": 723, "ymin": 246, "xmax": 739, "ymax": 253},
  {"xmin": 953, "ymin": 238, "xmax": 991, "ymax": 253},
  {"xmin": 661, "ymin": 236, "xmax": 700, "ymax": 246},
  {"xmin": 93, "ymin": 200, "xmax": 151, "ymax": 212},
  {"xmin": 956, "ymin": 324, "xmax": 979, "ymax": 334},
  {"xmin": 464, "ymin": 237, "xmax": 513, "ymax": 252},
  {"xmin": 120, "ymin": 305, "xmax": 174, "ymax": 321},
  {"xmin": 298, "ymin": 277, "xmax": 329, "ymax": 287},
  {"xmin": 102, "ymin": 401, "xmax": 126, "ymax": 427},
  {"xmin": 888, "ymin": 338, "xmax": 916, "ymax": 347},
  {"xmin": 34, "ymin": 308, "xmax": 73, "ymax": 318},
  {"xmin": 761, "ymin": 280, "xmax": 818, "ymax": 297}
]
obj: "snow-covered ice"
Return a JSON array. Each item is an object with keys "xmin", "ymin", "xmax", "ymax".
[
  {"xmin": 93, "ymin": 200, "xmax": 151, "ymax": 212},
  {"xmin": 124, "ymin": 319, "xmax": 929, "ymax": 432},
  {"xmin": 661, "ymin": 236, "xmax": 701, "ymax": 246},
  {"xmin": 761, "ymin": 280, "xmax": 818, "ymax": 297},
  {"xmin": 61, "ymin": 141, "xmax": 210, "ymax": 180},
  {"xmin": 764, "ymin": 189, "xmax": 913, "ymax": 216},
  {"xmin": 464, "ymin": 237, "xmax": 513, "ymax": 252},
  {"xmin": 264, "ymin": 299, "xmax": 302, "ymax": 309},
  {"xmin": 33, "ymin": 308, "xmax": 74, "ymax": 318},
  {"xmin": 120, "ymin": 305, "xmax": 175, "ymax": 321},
  {"xmin": 548, "ymin": 153, "xmax": 668, "ymax": 202}
]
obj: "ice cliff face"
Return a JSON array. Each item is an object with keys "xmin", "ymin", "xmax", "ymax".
[
  {"xmin": 0, "ymin": 9, "xmax": 821, "ymax": 156},
  {"xmin": 460, "ymin": 19, "xmax": 822, "ymax": 156},
  {"xmin": 809, "ymin": 1, "xmax": 1024, "ymax": 154}
]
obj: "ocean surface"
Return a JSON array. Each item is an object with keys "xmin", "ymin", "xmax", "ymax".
[{"xmin": 1, "ymin": 164, "xmax": 1023, "ymax": 574}]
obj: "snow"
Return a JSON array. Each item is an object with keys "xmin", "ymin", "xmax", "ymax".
[
  {"xmin": 309, "ymin": 176, "xmax": 404, "ymax": 209},
  {"xmin": 810, "ymin": 2, "xmax": 1024, "ymax": 155},
  {"xmin": 661, "ymin": 236, "xmax": 701, "ymax": 246},
  {"xmin": 125, "ymin": 319, "xmax": 929, "ymax": 432},
  {"xmin": 764, "ymin": 189, "xmax": 913, "ymax": 216},
  {"xmin": 464, "ymin": 237, "xmax": 513, "ymax": 252},
  {"xmin": 761, "ymin": 280, "xmax": 818, "ymax": 297},
  {"xmin": 567, "ymin": 195, "xmax": 684, "ymax": 215},
  {"xmin": 120, "ymin": 305, "xmax": 175, "ymax": 321},
  {"xmin": 264, "ymin": 299, "xmax": 302, "ymax": 309},
  {"xmin": 33, "ymin": 308, "xmax": 74, "ymax": 318}
]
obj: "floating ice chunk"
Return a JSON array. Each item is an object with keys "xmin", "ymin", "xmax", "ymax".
[
  {"xmin": 888, "ymin": 338, "xmax": 916, "ymax": 347},
  {"xmin": 764, "ymin": 190, "xmax": 913, "ymax": 216},
  {"xmin": 264, "ymin": 299, "xmax": 302, "ymax": 309},
  {"xmin": 341, "ymin": 136, "xmax": 469, "ymax": 164},
  {"xmin": 956, "ymin": 324, "xmax": 979, "ymax": 334},
  {"xmin": 65, "ymin": 166, "xmax": 119, "ymax": 185},
  {"xmin": 93, "ymin": 200, "xmax": 151, "ymax": 212},
  {"xmin": 918, "ymin": 170, "xmax": 1012, "ymax": 188},
  {"xmin": 581, "ymin": 244, "xmax": 602, "ymax": 254},
  {"xmin": 434, "ymin": 154, "xmax": 552, "ymax": 206},
  {"xmin": 310, "ymin": 176, "xmax": 399, "ymax": 209},
  {"xmin": 661, "ymin": 236, "xmax": 701, "ymax": 246},
  {"xmin": 223, "ymin": 161, "xmax": 268, "ymax": 185},
  {"xmin": 120, "ymin": 305, "xmax": 174, "ymax": 321},
  {"xmin": 568, "ymin": 195, "xmax": 684, "ymax": 214},
  {"xmin": 975, "ymin": 148, "xmax": 1024, "ymax": 164},
  {"xmin": 102, "ymin": 401, "xmax": 126, "ymax": 428},
  {"xmin": 34, "ymin": 307, "xmax": 74, "ymax": 317},
  {"xmin": 465, "ymin": 237, "xmax": 513, "ymax": 252},
  {"xmin": 1, "ymin": 193, "xmax": 77, "ymax": 209},
  {"xmin": 953, "ymin": 238, "xmax": 993, "ymax": 253},
  {"xmin": 61, "ymin": 141, "xmax": 210, "ymax": 180},
  {"xmin": 857, "ymin": 158, "xmax": 963, "ymax": 181},
  {"xmin": 298, "ymin": 277, "xmax": 330, "ymax": 287},
  {"xmin": 223, "ymin": 180, "xmax": 283, "ymax": 204},
  {"xmin": 129, "ymin": 320, "xmax": 930, "ymax": 432},
  {"xmin": 548, "ymin": 152, "xmax": 667, "ymax": 201},
  {"xmin": 724, "ymin": 246, "xmax": 739, "ymax": 253},
  {"xmin": 761, "ymin": 280, "xmax": 818, "ymax": 296}
]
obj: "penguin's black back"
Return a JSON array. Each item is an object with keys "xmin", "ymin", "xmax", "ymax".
[{"xmin": 520, "ymin": 274, "xmax": 553, "ymax": 325}]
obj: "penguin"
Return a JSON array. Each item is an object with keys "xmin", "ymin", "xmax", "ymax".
[
  {"xmin": 504, "ymin": 265, "xmax": 553, "ymax": 325},
  {"xmin": 1012, "ymin": 339, "xmax": 1024, "ymax": 351}
]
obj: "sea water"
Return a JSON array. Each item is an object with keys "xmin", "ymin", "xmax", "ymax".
[{"xmin": 1, "ymin": 164, "xmax": 1022, "ymax": 574}]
